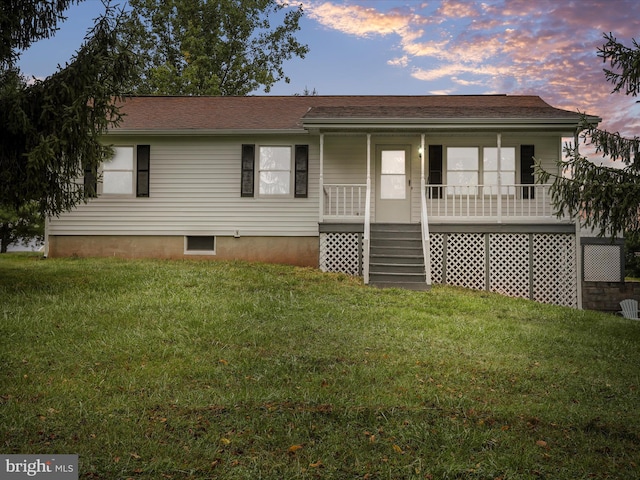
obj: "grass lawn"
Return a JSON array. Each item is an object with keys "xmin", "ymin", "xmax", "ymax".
[{"xmin": 1, "ymin": 254, "xmax": 639, "ymax": 479}]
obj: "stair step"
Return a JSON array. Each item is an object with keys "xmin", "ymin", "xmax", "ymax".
[
  {"xmin": 368, "ymin": 223, "xmax": 428, "ymax": 291},
  {"xmin": 370, "ymin": 263, "xmax": 426, "ymax": 274},
  {"xmin": 370, "ymin": 254, "xmax": 424, "ymax": 264}
]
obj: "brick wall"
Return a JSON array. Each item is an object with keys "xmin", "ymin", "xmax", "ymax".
[{"xmin": 582, "ymin": 281, "xmax": 640, "ymax": 313}]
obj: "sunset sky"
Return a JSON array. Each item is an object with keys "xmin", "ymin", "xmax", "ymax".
[{"xmin": 17, "ymin": 0, "xmax": 640, "ymax": 140}]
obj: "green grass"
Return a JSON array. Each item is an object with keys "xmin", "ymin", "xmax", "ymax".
[{"xmin": 1, "ymin": 254, "xmax": 639, "ymax": 479}]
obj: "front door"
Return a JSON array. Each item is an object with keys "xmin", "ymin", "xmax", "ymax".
[{"xmin": 375, "ymin": 146, "xmax": 411, "ymax": 222}]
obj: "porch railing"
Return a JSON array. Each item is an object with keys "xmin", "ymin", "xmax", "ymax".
[
  {"xmin": 426, "ymin": 184, "xmax": 563, "ymax": 221},
  {"xmin": 322, "ymin": 183, "xmax": 564, "ymax": 222},
  {"xmin": 323, "ymin": 184, "xmax": 367, "ymax": 219}
]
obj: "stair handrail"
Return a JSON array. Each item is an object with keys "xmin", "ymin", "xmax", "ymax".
[
  {"xmin": 420, "ymin": 137, "xmax": 431, "ymax": 287},
  {"xmin": 420, "ymin": 177, "xmax": 432, "ymax": 286}
]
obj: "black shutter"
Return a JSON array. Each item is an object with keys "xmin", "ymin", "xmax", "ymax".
[
  {"xmin": 521, "ymin": 144, "xmax": 535, "ymax": 199},
  {"xmin": 294, "ymin": 145, "xmax": 308, "ymax": 198},
  {"xmin": 428, "ymin": 145, "xmax": 443, "ymax": 199},
  {"xmin": 84, "ymin": 164, "xmax": 97, "ymax": 198},
  {"xmin": 241, "ymin": 144, "xmax": 255, "ymax": 197},
  {"xmin": 136, "ymin": 145, "xmax": 150, "ymax": 197}
]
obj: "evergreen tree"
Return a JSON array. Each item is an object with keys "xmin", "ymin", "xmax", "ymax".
[
  {"xmin": 0, "ymin": 1, "xmax": 136, "ymax": 227},
  {"xmin": 0, "ymin": 203, "xmax": 44, "ymax": 253},
  {"xmin": 122, "ymin": 0, "xmax": 309, "ymax": 95},
  {"xmin": 537, "ymin": 33, "xmax": 640, "ymax": 238}
]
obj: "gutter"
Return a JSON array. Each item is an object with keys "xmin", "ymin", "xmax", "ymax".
[{"xmin": 106, "ymin": 128, "xmax": 310, "ymax": 136}]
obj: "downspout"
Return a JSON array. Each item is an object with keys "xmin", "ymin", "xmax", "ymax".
[
  {"xmin": 363, "ymin": 134, "xmax": 372, "ymax": 284},
  {"xmin": 420, "ymin": 134, "xmax": 432, "ymax": 286}
]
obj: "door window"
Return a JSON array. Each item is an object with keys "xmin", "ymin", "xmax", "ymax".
[{"xmin": 380, "ymin": 150, "xmax": 406, "ymax": 199}]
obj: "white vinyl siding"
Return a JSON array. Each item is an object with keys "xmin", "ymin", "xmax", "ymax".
[
  {"xmin": 48, "ymin": 133, "xmax": 566, "ymax": 236},
  {"xmin": 49, "ymin": 135, "xmax": 319, "ymax": 237}
]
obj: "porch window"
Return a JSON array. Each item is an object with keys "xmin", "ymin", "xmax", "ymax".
[
  {"xmin": 446, "ymin": 147, "xmax": 478, "ymax": 195},
  {"xmin": 259, "ymin": 146, "xmax": 291, "ymax": 195},
  {"xmin": 483, "ymin": 147, "xmax": 515, "ymax": 194}
]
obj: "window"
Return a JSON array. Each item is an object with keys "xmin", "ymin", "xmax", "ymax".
[
  {"xmin": 380, "ymin": 150, "xmax": 407, "ymax": 199},
  {"xmin": 99, "ymin": 145, "xmax": 150, "ymax": 197},
  {"xmin": 103, "ymin": 146, "xmax": 134, "ymax": 195},
  {"xmin": 445, "ymin": 146, "xmax": 517, "ymax": 195},
  {"xmin": 185, "ymin": 236, "xmax": 216, "ymax": 255},
  {"xmin": 483, "ymin": 147, "xmax": 515, "ymax": 194},
  {"xmin": 241, "ymin": 144, "xmax": 308, "ymax": 198},
  {"xmin": 446, "ymin": 147, "xmax": 478, "ymax": 194},
  {"xmin": 259, "ymin": 146, "xmax": 291, "ymax": 195}
]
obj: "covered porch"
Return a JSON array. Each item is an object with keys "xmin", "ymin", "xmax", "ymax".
[{"xmin": 314, "ymin": 131, "xmax": 574, "ymax": 290}]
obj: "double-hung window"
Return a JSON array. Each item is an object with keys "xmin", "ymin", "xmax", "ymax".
[
  {"xmin": 91, "ymin": 145, "xmax": 150, "ymax": 197},
  {"xmin": 483, "ymin": 147, "xmax": 515, "ymax": 195},
  {"xmin": 446, "ymin": 147, "xmax": 478, "ymax": 195},
  {"xmin": 259, "ymin": 146, "xmax": 291, "ymax": 195},
  {"xmin": 103, "ymin": 146, "xmax": 135, "ymax": 195},
  {"xmin": 445, "ymin": 146, "xmax": 516, "ymax": 195},
  {"xmin": 241, "ymin": 144, "xmax": 308, "ymax": 198}
]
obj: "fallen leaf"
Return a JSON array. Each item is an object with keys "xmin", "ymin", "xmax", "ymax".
[
  {"xmin": 220, "ymin": 437, "xmax": 231, "ymax": 445},
  {"xmin": 219, "ymin": 359, "xmax": 229, "ymax": 365},
  {"xmin": 288, "ymin": 444, "xmax": 303, "ymax": 453},
  {"xmin": 130, "ymin": 452, "xmax": 141, "ymax": 459},
  {"xmin": 309, "ymin": 460, "xmax": 323, "ymax": 468},
  {"xmin": 536, "ymin": 440, "xmax": 548, "ymax": 448},
  {"xmin": 392, "ymin": 444, "xmax": 404, "ymax": 454}
]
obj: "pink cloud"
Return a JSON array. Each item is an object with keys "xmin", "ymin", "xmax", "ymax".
[{"xmin": 303, "ymin": 0, "xmax": 640, "ymax": 136}]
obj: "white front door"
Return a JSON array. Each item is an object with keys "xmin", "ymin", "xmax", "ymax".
[{"xmin": 375, "ymin": 146, "xmax": 411, "ymax": 223}]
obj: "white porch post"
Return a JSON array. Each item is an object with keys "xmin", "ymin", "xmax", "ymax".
[
  {"xmin": 363, "ymin": 134, "xmax": 372, "ymax": 284},
  {"xmin": 319, "ymin": 133, "xmax": 324, "ymax": 223},
  {"xmin": 497, "ymin": 133, "xmax": 502, "ymax": 223}
]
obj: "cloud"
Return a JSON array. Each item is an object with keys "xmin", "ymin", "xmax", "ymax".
[
  {"xmin": 388, "ymin": 55, "xmax": 409, "ymax": 67},
  {"xmin": 302, "ymin": 0, "xmax": 640, "ymax": 137},
  {"xmin": 304, "ymin": 1, "xmax": 419, "ymax": 38}
]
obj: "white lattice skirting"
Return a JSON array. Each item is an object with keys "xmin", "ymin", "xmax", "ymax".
[
  {"xmin": 319, "ymin": 232, "xmax": 361, "ymax": 275},
  {"xmin": 430, "ymin": 232, "xmax": 577, "ymax": 308},
  {"xmin": 319, "ymin": 231, "xmax": 578, "ymax": 308}
]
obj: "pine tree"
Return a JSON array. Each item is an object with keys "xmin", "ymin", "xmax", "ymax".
[
  {"xmin": 0, "ymin": 1, "xmax": 136, "ymax": 227},
  {"xmin": 537, "ymin": 33, "xmax": 640, "ymax": 237}
]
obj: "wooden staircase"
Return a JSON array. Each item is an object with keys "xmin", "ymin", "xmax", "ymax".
[{"xmin": 368, "ymin": 223, "xmax": 429, "ymax": 291}]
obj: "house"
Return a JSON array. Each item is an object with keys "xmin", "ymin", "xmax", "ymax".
[{"xmin": 46, "ymin": 94, "xmax": 616, "ymax": 308}]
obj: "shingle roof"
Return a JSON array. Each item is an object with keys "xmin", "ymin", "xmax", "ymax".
[{"xmin": 111, "ymin": 95, "xmax": 592, "ymax": 133}]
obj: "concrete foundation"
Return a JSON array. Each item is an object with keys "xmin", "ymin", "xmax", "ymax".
[{"xmin": 47, "ymin": 235, "xmax": 319, "ymax": 268}]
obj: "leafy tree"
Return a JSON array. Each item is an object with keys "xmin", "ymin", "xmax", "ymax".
[
  {"xmin": 0, "ymin": 1, "xmax": 136, "ymax": 239},
  {"xmin": 0, "ymin": 203, "xmax": 44, "ymax": 253},
  {"xmin": 537, "ymin": 33, "xmax": 640, "ymax": 237},
  {"xmin": 123, "ymin": 0, "xmax": 309, "ymax": 95}
]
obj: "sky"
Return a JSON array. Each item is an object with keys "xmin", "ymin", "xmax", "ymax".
[{"xmin": 16, "ymin": 0, "xmax": 640, "ymax": 139}]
